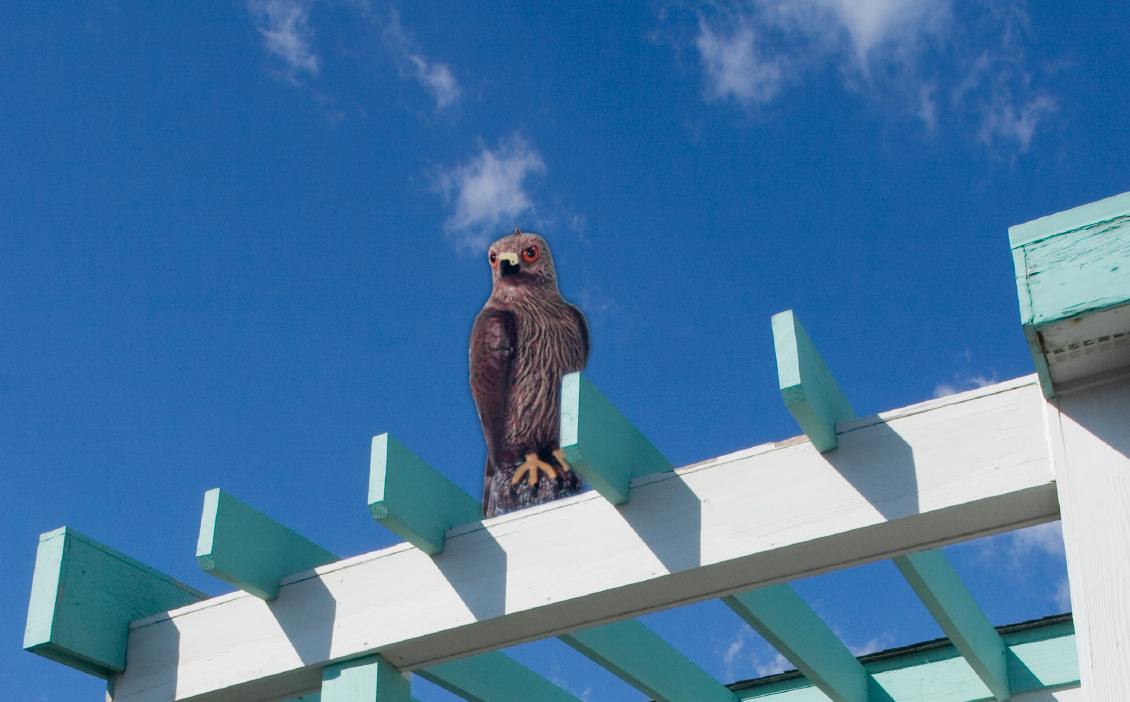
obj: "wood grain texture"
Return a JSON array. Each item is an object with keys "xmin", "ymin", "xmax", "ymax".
[
  {"xmin": 369, "ymin": 434, "xmax": 483, "ymax": 555},
  {"xmin": 560, "ymin": 619, "xmax": 737, "ymax": 702},
  {"xmin": 893, "ymin": 549, "xmax": 1010, "ymax": 700},
  {"xmin": 24, "ymin": 528, "xmax": 206, "ymax": 679},
  {"xmin": 109, "ymin": 377, "xmax": 1058, "ymax": 702},
  {"xmin": 1050, "ymin": 375, "xmax": 1130, "ymax": 701},
  {"xmin": 559, "ymin": 372, "xmax": 672, "ymax": 505},
  {"xmin": 771, "ymin": 311, "xmax": 857, "ymax": 452},
  {"xmin": 197, "ymin": 489, "xmax": 338, "ymax": 600}
]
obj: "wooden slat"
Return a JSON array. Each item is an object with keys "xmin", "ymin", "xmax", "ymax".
[
  {"xmin": 416, "ymin": 651, "xmax": 581, "ymax": 702},
  {"xmin": 771, "ymin": 311, "xmax": 857, "ymax": 452},
  {"xmin": 24, "ymin": 527, "xmax": 207, "ymax": 679},
  {"xmin": 369, "ymin": 434, "xmax": 483, "ymax": 555},
  {"xmin": 197, "ymin": 489, "xmax": 338, "ymax": 600},
  {"xmin": 559, "ymin": 619, "xmax": 736, "ymax": 702},
  {"xmin": 110, "ymin": 377, "xmax": 1058, "ymax": 702},
  {"xmin": 893, "ymin": 549, "xmax": 1010, "ymax": 700},
  {"xmin": 724, "ymin": 585, "xmax": 868, "ymax": 702},
  {"xmin": 559, "ymin": 372, "xmax": 673, "ymax": 505},
  {"xmin": 322, "ymin": 654, "xmax": 410, "ymax": 702}
]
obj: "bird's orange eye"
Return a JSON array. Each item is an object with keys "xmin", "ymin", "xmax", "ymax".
[
  {"xmin": 489, "ymin": 252, "xmax": 498, "ymax": 266},
  {"xmin": 522, "ymin": 246, "xmax": 539, "ymax": 263}
]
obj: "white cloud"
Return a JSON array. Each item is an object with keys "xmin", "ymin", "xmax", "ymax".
[
  {"xmin": 247, "ymin": 0, "xmax": 320, "ymax": 79},
  {"xmin": 436, "ymin": 135, "xmax": 547, "ymax": 251},
  {"xmin": 686, "ymin": 0, "xmax": 1057, "ymax": 153},
  {"xmin": 1054, "ymin": 578, "xmax": 1071, "ymax": 611},
  {"xmin": 721, "ymin": 624, "xmax": 793, "ymax": 680},
  {"xmin": 933, "ymin": 372, "xmax": 996, "ymax": 398},
  {"xmin": 848, "ymin": 632, "xmax": 893, "ymax": 656},
  {"xmin": 979, "ymin": 92, "xmax": 1057, "ymax": 153},
  {"xmin": 385, "ymin": 10, "xmax": 461, "ymax": 110},
  {"xmin": 697, "ymin": 18, "xmax": 785, "ymax": 105}
]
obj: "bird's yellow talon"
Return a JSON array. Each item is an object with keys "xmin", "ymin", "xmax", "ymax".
[
  {"xmin": 551, "ymin": 449, "xmax": 572, "ymax": 473},
  {"xmin": 512, "ymin": 453, "xmax": 559, "ymax": 486}
]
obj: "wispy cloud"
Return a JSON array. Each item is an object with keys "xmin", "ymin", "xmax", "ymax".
[
  {"xmin": 958, "ymin": 521, "xmax": 1066, "ymax": 572},
  {"xmin": 933, "ymin": 371, "xmax": 996, "ymax": 398},
  {"xmin": 848, "ymin": 632, "xmax": 893, "ymax": 656},
  {"xmin": 436, "ymin": 134, "xmax": 547, "ymax": 252},
  {"xmin": 247, "ymin": 0, "xmax": 320, "ymax": 80},
  {"xmin": 721, "ymin": 625, "xmax": 792, "ymax": 681},
  {"xmin": 697, "ymin": 17, "xmax": 785, "ymax": 105},
  {"xmin": 682, "ymin": 0, "xmax": 1058, "ymax": 154},
  {"xmin": 385, "ymin": 9, "xmax": 461, "ymax": 110}
]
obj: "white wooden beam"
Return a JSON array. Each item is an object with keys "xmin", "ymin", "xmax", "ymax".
[
  {"xmin": 724, "ymin": 585, "xmax": 868, "ymax": 702},
  {"xmin": 1050, "ymin": 374, "xmax": 1130, "ymax": 700},
  {"xmin": 109, "ymin": 377, "xmax": 1058, "ymax": 702}
]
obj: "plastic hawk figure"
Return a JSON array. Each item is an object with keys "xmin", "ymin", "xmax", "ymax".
[{"xmin": 470, "ymin": 230, "xmax": 589, "ymax": 517}]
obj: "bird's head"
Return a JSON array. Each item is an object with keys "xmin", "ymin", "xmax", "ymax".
[{"xmin": 486, "ymin": 229, "xmax": 559, "ymax": 295}]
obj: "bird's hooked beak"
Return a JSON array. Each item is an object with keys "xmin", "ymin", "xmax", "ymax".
[{"xmin": 498, "ymin": 252, "xmax": 520, "ymax": 277}]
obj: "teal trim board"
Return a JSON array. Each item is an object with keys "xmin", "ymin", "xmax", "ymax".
[
  {"xmin": 322, "ymin": 654, "xmax": 411, "ymax": 702},
  {"xmin": 725, "ymin": 585, "xmax": 868, "ymax": 702},
  {"xmin": 893, "ymin": 550, "xmax": 1010, "ymax": 701},
  {"xmin": 560, "ymin": 619, "xmax": 737, "ymax": 702},
  {"xmin": 771, "ymin": 311, "xmax": 857, "ymax": 452},
  {"xmin": 733, "ymin": 617, "xmax": 1077, "ymax": 701},
  {"xmin": 24, "ymin": 527, "xmax": 207, "ymax": 679},
  {"xmin": 369, "ymin": 434, "xmax": 482, "ymax": 555},
  {"xmin": 559, "ymin": 372, "xmax": 673, "ymax": 505},
  {"xmin": 196, "ymin": 489, "xmax": 339, "ymax": 600},
  {"xmin": 1009, "ymin": 190, "xmax": 1130, "ymax": 397},
  {"xmin": 417, "ymin": 651, "xmax": 583, "ymax": 702}
]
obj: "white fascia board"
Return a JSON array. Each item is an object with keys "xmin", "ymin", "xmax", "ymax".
[{"xmin": 112, "ymin": 377, "xmax": 1058, "ymax": 702}]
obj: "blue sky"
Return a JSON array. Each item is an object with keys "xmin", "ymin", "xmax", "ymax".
[{"xmin": 3, "ymin": 0, "xmax": 1124, "ymax": 699}]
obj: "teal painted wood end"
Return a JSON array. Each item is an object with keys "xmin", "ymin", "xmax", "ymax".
[
  {"xmin": 893, "ymin": 550, "xmax": 1010, "ymax": 700},
  {"xmin": 196, "ymin": 489, "xmax": 338, "ymax": 600},
  {"xmin": 369, "ymin": 434, "xmax": 482, "ymax": 555},
  {"xmin": 322, "ymin": 654, "xmax": 411, "ymax": 702},
  {"xmin": 418, "ymin": 651, "xmax": 582, "ymax": 702},
  {"xmin": 725, "ymin": 584, "xmax": 868, "ymax": 702},
  {"xmin": 24, "ymin": 527, "xmax": 207, "ymax": 679},
  {"xmin": 771, "ymin": 311, "xmax": 857, "ymax": 452},
  {"xmin": 560, "ymin": 619, "xmax": 737, "ymax": 702},
  {"xmin": 559, "ymin": 372, "xmax": 673, "ymax": 506},
  {"xmin": 1008, "ymin": 191, "xmax": 1130, "ymax": 397}
]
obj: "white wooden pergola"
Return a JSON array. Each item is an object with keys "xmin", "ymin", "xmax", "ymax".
[{"xmin": 24, "ymin": 192, "xmax": 1130, "ymax": 702}]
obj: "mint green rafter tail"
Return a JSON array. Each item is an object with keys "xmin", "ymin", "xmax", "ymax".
[
  {"xmin": 24, "ymin": 527, "xmax": 207, "ymax": 679},
  {"xmin": 558, "ymin": 372, "xmax": 673, "ymax": 505},
  {"xmin": 772, "ymin": 310, "xmax": 857, "ymax": 452},
  {"xmin": 196, "ymin": 489, "xmax": 338, "ymax": 600},
  {"xmin": 369, "ymin": 433, "xmax": 482, "ymax": 555}
]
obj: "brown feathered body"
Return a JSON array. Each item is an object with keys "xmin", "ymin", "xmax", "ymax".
[{"xmin": 470, "ymin": 232, "xmax": 589, "ymax": 517}]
